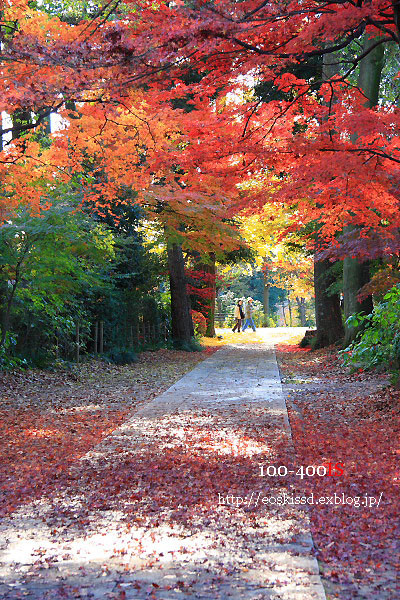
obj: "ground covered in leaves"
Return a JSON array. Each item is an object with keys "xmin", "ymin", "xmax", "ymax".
[
  {"xmin": 2, "ymin": 332, "xmax": 399, "ymax": 600},
  {"xmin": 0, "ymin": 347, "xmax": 216, "ymax": 518},
  {"xmin": 277, "ymin": 344, "xmax": 400, "ymax": 600},
  {"xmin": 1, "ymin": 336, "xmax": 325, "ymax": 600}
]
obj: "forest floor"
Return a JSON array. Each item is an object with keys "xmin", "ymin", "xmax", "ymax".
[
  {"xmin": 276, "ymin": 341, "xmax": 399, "ymax": 600},
  {"xmin": 0, "ymin": 346, "xmax": 216, "ymax": 518},
  {"xmin": 0, "ymin": 331, "xmax": 398, "ymax": 600},
  {"xmin": 1, "ymin": 330, "xmax": 327, "ymax": 600}
]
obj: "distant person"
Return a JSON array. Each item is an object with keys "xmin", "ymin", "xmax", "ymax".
[
  {"xmin": 232, "ymin": 299, "xmax": 244, "ymax": 332},
  {"xmin": 242, "ymin": 298, "xmax": 256, "ymax": 332}
]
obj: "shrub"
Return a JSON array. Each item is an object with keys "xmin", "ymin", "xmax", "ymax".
[
  {"xmin": 104, "ymin": 348, "xmax": 138, "ymax": 365},
  {"xmin": 191, "ymin": 310, "xmax": 207, "ymax": 337},
  {"xmin": 341, "ymin": 284, "xmax": 400, "ymax": 376},
  {"xmin": 299, "ymin": 329, "xmax": 317, "ymax": 348},
  {"xmin": 172, "ymin": 337, "xmax": 203, "ymax": 352},
  {"xmin": 0, "ymin": 334, "xmax": 28, "ymax": 371}
]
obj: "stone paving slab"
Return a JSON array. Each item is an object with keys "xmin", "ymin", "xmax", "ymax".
[{"xmin": 0, "ymin": 339, "xmax": 326, "ymax": 600}]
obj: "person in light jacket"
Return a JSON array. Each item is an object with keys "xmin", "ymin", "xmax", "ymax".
[
  {"xmin": 242, "ymin": 298, "xmax": 256, "ymax": 332},
  {"xmin": 232, "ymin": 300, "xmax": 244, "ymax": 332}
]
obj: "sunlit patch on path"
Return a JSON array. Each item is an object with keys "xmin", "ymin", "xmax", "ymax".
[{"xmin": 0, "ymin": 330, "xmax": 326, "ymax": 600}]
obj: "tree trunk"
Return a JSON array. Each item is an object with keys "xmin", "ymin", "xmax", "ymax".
[
  {"xmin": 167, "ymin": 242, "xmax": 193, "ymax": 345},
  {"xmin": 0, "ymin": 268, "xmax": 20, "ymax": 350},
  {"xmin": 343, "ymin": 258, "xmax": 374, "ymax": 346},
  {"xmin": 0, "ymin": 274, "xmax": 7, "ymax": 348},
  {"xmin": 263, "ymin": 262, "xmax": 270, "ymax": 326},
  {"xmin": 99, "ymin": 321, "xmax": 104, "ymax": 353},
  {"xmin": 343, "ymin": 34, "xmax": 385, "ymax": 344},
  {"xmin": 313, "ymin": 257, "xmax": 344, "ymax": 348},
  {"xmin": 282, "ymin": 302, "xmax": 288, "ymax": 326},
  {"xmin": 0, "ymin": 293, "xmax": 12, "ymax": 349},
  {"xmin": 296, "ymin": 297, "xmax": 307, "ymax": 326},
  {"xmin": 216, "ymin": 292, "xmax": 223, "ymax": 327},
  {"xmin": 94, "ymin": 321, "xmax": 98, "ymax": 354},
  {"xmin": 204, "ymin": 252, "xmax": 216, "ymax": 337},
  {"xmin": 311, "ymin": 51, "xmax": 346, "ymax": 348}
]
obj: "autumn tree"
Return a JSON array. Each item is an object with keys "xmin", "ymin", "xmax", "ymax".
[
  {"xmin": 2, "ymin": 0, "xmax": 400, "ymax": 351},
  {"xmin": 342, "ymin": 33, "xmax": 385, "ymax": 345}
]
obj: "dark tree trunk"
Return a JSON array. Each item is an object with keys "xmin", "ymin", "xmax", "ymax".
[
  {"xmin": 282, "ymin": 302, "xmax": 288, "ymax": 327},
  {"xmin": 0, "ymin": 285, "xmax": 17, "ymax": 349},
  {"xmin": 99, "ymin": 320, "xmax": 104, "ymax": 353},
  {"xmin": 0, "ymin": 271, "xmax": 7, "ymax": 344},
  {"xmin": 296, "ymin": 297, "xmax": 307, "ymax": 326},
  {"xmin": 288, "ymin": 298, "xmax": 293, "ymax": 326},
  {"xmin": 263, "ymin": 262, "xmax": 270, "ymax": 326},
  {"xmin": 313, "ymin": 257, "xmax": 344, "ymax": 348},
  {"xmin": 203, "ymin": 252, "xmax": 216, "ymax": 337},
  {"xmin": 343, "ymin": 258, "xmax": 373, "ymax": 347},
  {"xmin": 167, "ymin": 242, "xmax": 193, "ymax": 345},
  {"xmin": 216, "ymin": 291, "xmax": 224, "ymax": 327},
  {"xmin": 0, "ymin": 260, "xmax": 22, "ymax": 350}
]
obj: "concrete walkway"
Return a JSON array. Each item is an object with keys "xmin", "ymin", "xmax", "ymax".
[{"xmin": 0, "ymin": 334, "xmax": 326, "ymax": 599}]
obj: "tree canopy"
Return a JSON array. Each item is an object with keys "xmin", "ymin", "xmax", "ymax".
[{"xmin": 1, "ymin": 0, "xmax": 399, "ymax": 255}]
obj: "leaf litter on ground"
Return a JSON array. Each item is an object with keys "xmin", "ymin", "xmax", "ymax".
[
  {"xmin": 0, "ymin": 347, "xmax": 217, "ymax": 517},
  {"xmin": 277, "ymin": 342, "xmax": 399, "ymax": 600}
]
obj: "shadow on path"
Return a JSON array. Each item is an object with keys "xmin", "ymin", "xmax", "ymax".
[{"xmin": 0, "ymin": 333, "xmax": 326, "ymax": 600}]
